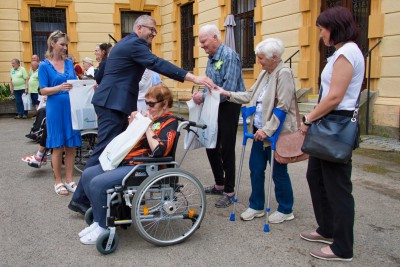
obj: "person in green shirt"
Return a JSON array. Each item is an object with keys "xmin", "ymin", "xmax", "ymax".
[
  {"xmin": 10, "ymin": 58, "xmax": 29, "ymax": 119},
  {"xmin": 28, "ymin": 61, "xmax": 40, "ymax": 110}
]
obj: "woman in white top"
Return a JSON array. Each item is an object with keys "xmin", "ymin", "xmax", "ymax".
[{"xmin": 299, "ymin": 6, "xmax": 365, "ymax": 262}]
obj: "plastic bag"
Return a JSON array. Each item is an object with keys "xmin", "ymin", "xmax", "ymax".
[
  {"xmin": 22, "ymin": 93, "xmax": 33, "ymax": 111},
  {"xmin": 68, "ymin": 80, "xmax": 97, "ymax": 130},
  {"xmin": 184, "ymin": 99, "xmax": 204, "ymax": 150},
  {"xmin": 99, "ymin": 113, "xmax": 152, "ymax": 171},
  {"xmin": 198, "ymin": 90, "xmax": 220, "ymax": 148}
]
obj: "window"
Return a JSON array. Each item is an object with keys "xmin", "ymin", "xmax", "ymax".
[
  {"xmin": 180, "ymin": 3, "xmax": 195, "ymax": 71},
  {"xmin": 121, "ymin": 11, "xmax": 150, "ymax": 39},
  {"xmin": 232, "ymin": 0, "xmax": 256, "ymax": 68},
  {"xmin": 31, "ymin": 8, "xmax": 66, "ymax": 60}
]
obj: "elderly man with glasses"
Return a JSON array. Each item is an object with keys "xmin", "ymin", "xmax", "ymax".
[{"xmin": 68, "ymin": 15, "xmax": 215, "ymax": 215}]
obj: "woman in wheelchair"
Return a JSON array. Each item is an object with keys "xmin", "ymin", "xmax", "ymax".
[{"xmin": 77, "ymin": 84, "xmax": 178, "ymax": 245}]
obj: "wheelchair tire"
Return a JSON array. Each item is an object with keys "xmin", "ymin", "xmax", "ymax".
[
  {"xmin": 85, "ymin": 207, "xmax": 94, "ymax": 226},
  {"xmin": 96, "ymin": 229, "xmax": 119, "ymax": 255},
  {"xmin": 131, "ymin": 168, "xmax": 206, "ymax": 246},
  {"xmin": 74, "ymin": 130, "xmax": 97, "ymax": 173}
]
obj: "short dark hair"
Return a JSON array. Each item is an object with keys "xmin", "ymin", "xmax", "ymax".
[{"xmin": 316, "ymin": 6, "xmax": 359, "ymax": 45}]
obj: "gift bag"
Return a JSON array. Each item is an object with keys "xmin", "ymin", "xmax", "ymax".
[
  {"xmin": 198, "ymin": 90, "xmax": 219, "ymax": 148},
  {"xmin": 37, "ymin": 95, "xmax": 46, "ymax": 110},
  {"xmin": 183, "ymin": 99, "xmax": 204, "ymax": 150},
  {"xmin": 99, "ymin": 113, "xmax": 152, "ymax": 171},
  {"xmin": 68, "ymin": 80, "xmax": 97, "ymax": 130},
  {"xmin": 22, "ymin": 93, "xmax": 33, "ymax": 111}
]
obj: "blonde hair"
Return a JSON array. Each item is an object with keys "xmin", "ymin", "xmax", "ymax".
[{"xmin": 45, "ymin": 30, "xmax": 70, "ymax": 59}]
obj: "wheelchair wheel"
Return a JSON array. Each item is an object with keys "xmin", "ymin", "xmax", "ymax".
[
  {"xmin": 85, "ymin": 207, "xmax": 94, "ymax": 226},
  {"xmin": 96, "ymin": 229, "xmax": 119, "ymax": 255},
  {"xmin": 131, "ymin": 168, "xmax": 206, "ymax": 246},
  {"xmin": 74, "ymin": 130, "xmax": 97, "ymax": 173}
]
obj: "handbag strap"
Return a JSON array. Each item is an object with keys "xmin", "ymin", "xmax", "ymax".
[{"xmin": 275, "ymin": 67, "xmax": 301, "ymax": 128}]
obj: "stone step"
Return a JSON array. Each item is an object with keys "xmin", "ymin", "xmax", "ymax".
[
  {"xmin": 307, "ymin": 94, "xmax": 319, "ymax": 103},
  {"xmin": 298, "ymin": 102, "xmax": 316, "ymax": 114}
]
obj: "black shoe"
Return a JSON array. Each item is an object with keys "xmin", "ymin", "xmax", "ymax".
[{"xmin": 68, "ymin": 200, "xmax": 90, "ymax": 215}]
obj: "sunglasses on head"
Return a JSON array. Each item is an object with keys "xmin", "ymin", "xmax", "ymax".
[
  {"xmin": 145, "ymin": 99, "xmax": 163, "ymax": 107},
  {"xmin": 50, "ymin": 30, "xmax": 66, "ymax": 39}
]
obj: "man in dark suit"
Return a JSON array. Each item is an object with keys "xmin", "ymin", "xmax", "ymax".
[{"xmin": 69, "ymin": 15, "xmax": 215, "ymax": 214}]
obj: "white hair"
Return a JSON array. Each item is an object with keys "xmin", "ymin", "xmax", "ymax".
[
  {"xmin": 133, "ymin": 15, "xmax": 156, "ymax": 31},
  {"xmin": 255, "ymin": 38, "xmax": 285, "ymax": 59},
  {"xmin": 199, "ymin": 24, "xmax": 221, "ymax": 40}
]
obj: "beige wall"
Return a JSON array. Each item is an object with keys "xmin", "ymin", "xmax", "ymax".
[
  {"xmin": 372, "ymin": 0, "xmax": 400, "ymax": 130},
  {"xmin": 0, "ymin": 0, "xmax": 22, "ymax": 82},
  {"xmin": 0, "ymin": 0, "xmax": 398, "ymax": 133}
]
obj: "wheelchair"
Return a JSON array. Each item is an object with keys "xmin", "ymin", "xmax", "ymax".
[
  {"xmin": 84, "ymin": 117, "xmax": 207, "ymax": 254},
  {"xmin": 27, "ymin": 128, "xmax": 98, "ymax": 172},
  {"xmin": 74, "ymin": 129, "xmax": 98, "ymax": 173}
]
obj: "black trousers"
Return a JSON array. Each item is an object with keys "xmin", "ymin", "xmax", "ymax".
[
  {"xmin": 306, "ymin": 156, "xmax": 354, "ymax": 258},
  {"xmin": 72, "ymin": 105, "xmax": 128, "ymax": 205},
  {"xmin": 206, "ymin": 101, "xmax": 241, "ymax": 193}
]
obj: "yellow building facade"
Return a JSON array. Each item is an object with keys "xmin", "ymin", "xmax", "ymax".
[{"xmin": 0, "ymin": 0, "xmax": 398, "ymax": 137}]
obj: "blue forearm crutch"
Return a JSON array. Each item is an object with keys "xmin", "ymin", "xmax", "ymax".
[{"xmin": 230, "ymin": 106, "xmax": 286, "ymax": 233}]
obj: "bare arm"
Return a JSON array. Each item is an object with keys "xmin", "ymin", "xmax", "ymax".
[
  {"xmin": 301, "ymin": 55, "xmax": 354, "ymax": 132},
  {"xmin": 40, "ymin": 82, "xmax": 73, "ymax": 96}
]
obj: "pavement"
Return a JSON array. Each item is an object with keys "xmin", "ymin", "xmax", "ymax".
[
  {"xmin": 0, "ymin": 117, "xmax": 399, "ymax": 267},
  {"xmin": 360, "ymin": 135, "xmax": 400, "ymax": 152}
]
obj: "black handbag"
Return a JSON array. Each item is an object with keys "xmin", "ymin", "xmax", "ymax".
[{"xmin": 301, "ymin": 88, "xmax": 360, "ymax": 164}]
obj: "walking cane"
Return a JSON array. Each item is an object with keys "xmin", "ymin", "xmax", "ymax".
[{"xmin": 230, "ymin": 106, "xmax": 256, "ymax": 221}]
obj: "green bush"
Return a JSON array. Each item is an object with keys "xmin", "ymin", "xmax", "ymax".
[{"xmin": 0, "ymin": 83, "xmax": 14, "ymax": 102}]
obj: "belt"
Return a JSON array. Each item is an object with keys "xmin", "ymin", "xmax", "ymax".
[{"xmin": 329, "ymin": 110, "xmax": 354, "ymax": 117}]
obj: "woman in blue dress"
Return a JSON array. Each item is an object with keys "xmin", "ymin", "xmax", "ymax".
[{"xmin": 39, "ymin": 30, "xmax": 82, "ymax": 196}]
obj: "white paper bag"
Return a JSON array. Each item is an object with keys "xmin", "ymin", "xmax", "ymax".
[
  {"xmin": 184, "ymin": 99, "xmax": 204, "ymax": 150},
  {"xmin": 68, "ymin": 80, "xmax": 97, "ymax": 130},
  {"xmin": 99, "ymin": 113, "xmax": 152, "ymax": 171},
  {"xmin": 198, "ymin": 90, "xmax": 220, "ymax": 148},
  {"xmin": 22, "ymin": 93, "xmax": 33, "ymax": 111},
  {"xmin": 37, "ymin": 95, "xmax": 46, "ymax": 110}
]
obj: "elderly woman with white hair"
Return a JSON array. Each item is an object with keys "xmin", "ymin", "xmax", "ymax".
[{"xmin": 214, "ymin": 38, "xmax": 297, "ymax": 223}]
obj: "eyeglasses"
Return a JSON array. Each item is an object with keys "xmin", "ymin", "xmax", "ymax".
[
  {"xmin": 141, "ymin": 25, "xmax": 158, "ymax": 35},
  {"xmin": 145, "ymin": 100, "xmax": 163, "ymax": 107}
]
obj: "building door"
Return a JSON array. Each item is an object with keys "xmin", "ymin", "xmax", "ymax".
[{"xmin": 318, "ymin": 0, "xmax": 370, "ymax": 90}]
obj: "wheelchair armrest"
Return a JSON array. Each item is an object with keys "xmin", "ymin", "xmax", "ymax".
[{"xmin": 131, "ymin": 156, "xmax": 174, "ymax": 163}]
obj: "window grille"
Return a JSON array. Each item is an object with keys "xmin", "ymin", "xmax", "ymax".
[
  {"xmin": 30, "ymin": 8, "xmax": 66, "ymax": 60},
  {"xmin": 232, "ymin": 0, "xmax": 256, "ymax": 69}
]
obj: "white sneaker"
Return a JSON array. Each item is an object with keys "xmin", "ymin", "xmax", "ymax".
[
  {"xmin": 240, "ymin": 208, "xmax": 265, "ymax": 221},
  {"xmin": 80, "ymin": 226, "xmax": 106, "ymax": 245},
  {"xmin": 78, "ymin": 222, "xmax": 99, "ymax": 238},
  {"xmin": 268, "ymin": 211, "xmax": 294, "ymax": 224}
]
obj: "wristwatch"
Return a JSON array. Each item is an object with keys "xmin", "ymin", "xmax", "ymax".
[{"xmin": 302, "ymin": 115, "xmax": 312, "ymax": 126}]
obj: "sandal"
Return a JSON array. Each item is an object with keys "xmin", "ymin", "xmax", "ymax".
[
  {"xmin": 54, "ymin": 183, "xmax": 69, "ymax": 196},
  {"xmin": 65, "ymin": 181, "xmax": 77, "ymax": 193}
]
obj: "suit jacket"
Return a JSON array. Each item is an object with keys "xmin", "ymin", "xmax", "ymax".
[
  {"xmin": 92, "ymin": 33, "xmax": 187, "ymax": 115},
  {"xmin": 228, "ymin": 61, "xmax": 298, "ymax": 145}
]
